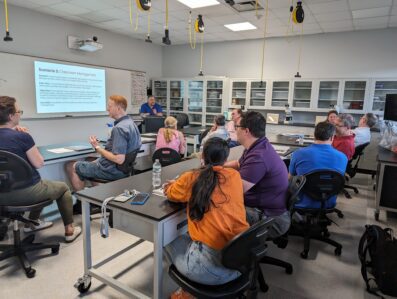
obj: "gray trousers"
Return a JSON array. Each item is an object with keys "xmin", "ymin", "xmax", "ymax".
[
  {"xmin": 245, "ymin": 207, "xmax": 291, "ymax": 239},
  {"xmin": 0, "ymin": 180, "xmax": 73, "ymax": 226}
]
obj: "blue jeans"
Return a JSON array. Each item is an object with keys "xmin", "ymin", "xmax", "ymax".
[
  {"xmin": 75, "ymin": 160, "xmax": 126, "ymax": 181},
  {"xmin": 165, "ymin": 234, "xmax": 241, "ymax": 285}
]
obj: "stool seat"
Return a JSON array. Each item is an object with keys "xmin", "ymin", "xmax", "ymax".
[{"xmin": 0, "ymin": 199, "xmax": 53, "ymax": 213}]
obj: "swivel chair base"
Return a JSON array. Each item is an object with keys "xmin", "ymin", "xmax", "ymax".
[{"xmin": 0, "ymin": 223, "xmax": 60, "ymax": 278}]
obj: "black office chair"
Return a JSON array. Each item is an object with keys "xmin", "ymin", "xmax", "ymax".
[
  {"xmin": 257, "ymin": 175, "xmax": 306, "ymax": 292},
  {"xmin": 343, "ymin": 142, "xmax": 370, "ymax": 199},
  {"xmin": 0, "ymin": 150, "xmax": 60, "ymax": 278},
  {"xmin": 168, "ymin": 218, "xmax": 274, "ymax": 298},
  {"xmin": 172, "ymin": 113, "xmax": 190, "ymax": 130},
  {"xmin": 152, "ymin": 147, "xmax": 181, "ymax": 167},
  {"xmin": 289, "ymin": 170, "xmax": 345, "ymax": 259}
]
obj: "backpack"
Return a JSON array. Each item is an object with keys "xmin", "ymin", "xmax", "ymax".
[{"xmin": 358, "ymin": 225, "xmax": 397, "ymax": 298}]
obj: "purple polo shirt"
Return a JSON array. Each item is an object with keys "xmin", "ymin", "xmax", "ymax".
[{"xmin": 238, "ymin": 137, "xmax": 289, "ymax": 216}]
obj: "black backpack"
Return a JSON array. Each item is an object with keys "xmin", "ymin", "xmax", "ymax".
[{"xmin": 358, "ymin": 225, "xmax": 397, "ymax": 298}]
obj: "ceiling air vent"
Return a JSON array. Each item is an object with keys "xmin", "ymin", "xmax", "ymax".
[{"xmin": 227, "ymin": 1, "xmax": 263, "ymax": 12}]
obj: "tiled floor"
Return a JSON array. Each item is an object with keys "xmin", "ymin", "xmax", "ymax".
[{"xmin": 0, "ymin": 174, "xmax": 396, "ymax": 299}]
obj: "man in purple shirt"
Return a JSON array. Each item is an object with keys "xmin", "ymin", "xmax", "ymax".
[{"xmin": 225, "ymin": 111, "xmax": 290, "ymax": 238}]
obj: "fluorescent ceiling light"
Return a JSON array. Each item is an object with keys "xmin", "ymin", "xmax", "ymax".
[
  {"xmin": 224, "ymin": 22, "xmax": 257, "ymax": 31},
  {"xmin": 177, "ymin": 0, "xmax": 220, "ymax": 9}
]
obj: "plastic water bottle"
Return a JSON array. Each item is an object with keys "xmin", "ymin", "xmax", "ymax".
[
  {"xmin": 106, "ymin": 123, "xmax": 113, "ymax": 138},
  {"xmin": 152, "ymin": 159, "xmax": 162, "ymax": 188}
]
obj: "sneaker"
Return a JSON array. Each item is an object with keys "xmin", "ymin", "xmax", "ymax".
[
  {"xmin": 65, "ymin": 226, "xmax": 82, "ymax": 243},
  {"xmin": 23, "ymin": 219, "xmax": 53, "ymax": 233}
]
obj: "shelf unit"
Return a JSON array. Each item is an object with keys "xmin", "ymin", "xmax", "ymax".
[
  {"xmin": 317, "ymin": 81, "xmax": 340, "ymax": 109},
  {"xmin": 370, "ymin": 80, "xmax": 397, "ymax": 114},
  {"xmin": 153, "ymin": 80, "xmax": 168, "ymax": 111},
  {"xmin": 231, "ymin": 81, "xmax": 247, "ymax": 108},
  {"xmin": 169, "ymin": 80, "xmax": 185, "ymax": 113},
  {"xmin": 271, "ymin": 81, "xmax": 290, "ymax": 108},
  {"xmin": 250, "ymin": 81, "xmax": 267, "ymax": 108},
  {"xmin": 187, "ymin": 80, "xmax": 204, "ymax": 125},
  {"xmin": 342, "ymin": 80, "xmax": 367, "ymax": 112},
  {"xmin": 292, "ymin": 81, "xmax": 312, "ymax": 109}
]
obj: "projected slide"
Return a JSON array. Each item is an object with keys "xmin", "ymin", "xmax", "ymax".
[{"xmin": 34, "ymin": 61, "xmax": 106, "ymax": 113}]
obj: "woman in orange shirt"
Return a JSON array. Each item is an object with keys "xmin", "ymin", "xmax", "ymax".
[{"xmin": 164, "ymin": 137, "xmax": 249, "ymax": 287}]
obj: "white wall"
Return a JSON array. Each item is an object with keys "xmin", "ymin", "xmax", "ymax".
[
  {"xmin": 162, "ymin": 28, "xmax": 397, "ymax": 79},
  {"xmin": 0, "ymin": 5, "xmax": 162, "ymax": 145}
]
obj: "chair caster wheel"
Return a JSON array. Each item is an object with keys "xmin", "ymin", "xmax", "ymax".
[
  {"xmin": 354, "ymin": 189, "xmax": 359, "ymax": 194},
  {"xmin": 75, "ymin": 275, "xmax": 92, "ymax": 294},
  {"xmin": 335, "ymin": 247, "xmax": 342, "ymax": 256},
  {"xmin": 52, "ymin": 246, "xmax": 60, "ymax": 254},
  {"xmin": 300, "ymin": 251, "xmax": 308, "ymax": 259},
  {"xmin": 286, "ymin": 265, "xmax": 293, "ymax": 274},
  {"xmin": 259, "ymin": 283, "xmax": 269, "ymax": 293},
  {"xmin": 337, "ymin": 212, "xmax": 344, "ymax": 219},
  {"xmin": 26, "ymin": 268, "xmax": 36, "ymax": 278}
]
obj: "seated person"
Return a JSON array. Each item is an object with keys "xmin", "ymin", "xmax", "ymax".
[
  {"xmin": 225, "ymin": 111, "xmax": 290, "ymax": 239},
  {"xmin": 326, "ymin": 110, "xmax": 338, "ymax": 125},
  {"xmin": 140, "ymin": 96, "xmax": 163, "ymax": 117},
  {"xmin": 0, "ymin": 96, "xmax": 81, "ymax": 242},
  {"xmin": 332, "ymin": 113, "xmax": 355, "ymax": 160},
  {"xmin": 353, "ymin": 113, "xmax": 377, "ymax": 147},
  {"xmin": 67, "ymin": 95, "xmax": 141, "ymax": 191},
  {"xmin": 200, "ymin": 115, "xmax": 229, "ymax": 150},
  {"xmin": 225, "ymin": 108, "xmax": 242, "ymax": 147},
  {"xmin": 164, "ymin": 137, "xmax": 249, "ymax": 293},
  {"xmin": 155, "ymin": 116, "xmax": 186, "ymax": 155},
  {"xmin": 289, "ymin": 121, "xmax": 348, "ymax": 209}
]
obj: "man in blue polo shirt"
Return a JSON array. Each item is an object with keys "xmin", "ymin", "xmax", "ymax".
[
  {"xmin": 140, "ymin": 96, "xmax": 163, "ymax": 116},
  {"xmin": 225, "ymin": 111, "xmax": 290, "ymax": 239},
  {"xmin": 67, "ymin": 95, "xmax": 141, "ymax": 191},
  {"xmin": 289, "ymin": 121, "xmax": 348, "ymax": 209}
]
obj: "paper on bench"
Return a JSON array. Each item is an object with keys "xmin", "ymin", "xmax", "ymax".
[{"xmin": 47, "ymin": 148, "xmax": 74, "ymax": 154}]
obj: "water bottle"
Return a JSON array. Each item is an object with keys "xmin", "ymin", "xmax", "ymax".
[
  {"xmin": 152, "ymin": 159, "xmax": 162, "ymax": 188},
  {"xmin": 106, "ymin": 123, "xmax": 113, "ymax": 138}
]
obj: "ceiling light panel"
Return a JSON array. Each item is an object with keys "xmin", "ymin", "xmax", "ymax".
[
  {"xmin": 177, "ymin": 0, "xmax": 220, "ymax": 9},
  {"xmin": 224, "ymin": 22, "xmax": 257, "ymax": 31}
]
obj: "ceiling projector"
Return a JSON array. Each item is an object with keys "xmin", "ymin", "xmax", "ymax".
[{"xmin": 78, "ymin": 36, "xmax": 103, "ymax": 52}]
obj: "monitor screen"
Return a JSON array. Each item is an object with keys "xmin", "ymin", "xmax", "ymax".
[
  {"xmin": 384, "ymin": 94, "xmax": 397, "ymax": 121},
  {"xmin": 144, "ymin": 116, "xmax": 165, "ymax": 133}
]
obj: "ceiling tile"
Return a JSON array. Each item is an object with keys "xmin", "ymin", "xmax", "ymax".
[
  {"xmin": 352, "ymin": 7, "xmax": 391, "ymax": 19},
  {"xmin": 27, "ymin": 0, "xmax": 64, "ymax": 5},
  {"xmin": 315, "ymin": 10, "xmax": 352, "ymax": 22},
  {"xmin": 348, "ymin": 0, "xmax": 392, "ymax": 10},
  {"xmin": 49, "ymin": 3, "xmax": 92, "ymax": 15},
  {"xmin": 308, "ymin": 1, "xmax": 349, "ymax": 14},
  {"xmin": 321, "ymin": 19, "xmax": 353, "ymax": 29},
  {"xmin": 68, "ymin": 0, "xmax": 114, "ymax": 11},
  {"xmin": 77, "ymin": 12, "xmax": 115, "ymax": 23},
  {"xmin": 353, "ymin": 16, "xmax": 389, "ymax": 29},
  {"xmin": 7, "ymin": 0, "xmax": 41, "ymax": 9}
]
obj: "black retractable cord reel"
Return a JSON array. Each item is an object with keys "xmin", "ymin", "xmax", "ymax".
[
  {"xmin": 292, "ymin": 1, "xmax": 304, "ymax": 24},
  {"xmin": 136, "ymin": 0, "xmax": 151, "ymax": 11}
]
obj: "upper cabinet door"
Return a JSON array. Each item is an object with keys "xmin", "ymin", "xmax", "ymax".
[
  {"xmin": 250, "ymin": 81, "xmax": 266, "ymax": 108},
  {"xmin": 169, "ymin": 80, "xmax": 184, "ymax": 113},
  {"xmin": 342, "ymin": 80, "xmax": 366, "ymax": 111},
  {"xmin": 231, "ymin": 81, "xmax": 247, "ymax": 108},
  {"xmin": 372, "ymin": 80, "xmax": 397, "ymax": 113},
  {"xmin": 271, "ymin": 81, "xmax": 290, "ymax": 107},
  {"xmin": 317, "ymin": 81, "xmax": 340, "ymax": 109},
  {"xmin": 187, "ymin": 80, "xmax": 204, "ymax": 125},
  {"xmin": 153, "ymin": 80, "xmax": 168, "ymax": 112},
  {"xmin": 292, "ymin": 81, "xmax": 312, "ymax": 109},
  {"xmin": 206, "ymin": 80, "xmax": 223, "ymax": 114}
]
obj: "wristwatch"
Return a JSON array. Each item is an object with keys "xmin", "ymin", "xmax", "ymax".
[{"xmin": 95, "ymin": 145, "xmax": 101, "ymax": 151}]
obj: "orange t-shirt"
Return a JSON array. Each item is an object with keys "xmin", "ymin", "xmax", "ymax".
[{"xmin": 165, "ymin": 166, "xmax": 249, "ymax": 250}]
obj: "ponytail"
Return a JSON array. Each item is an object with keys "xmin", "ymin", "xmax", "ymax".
[{"xmin": 163, "ymin": 127, "xmax": 174, "ymax": 143}]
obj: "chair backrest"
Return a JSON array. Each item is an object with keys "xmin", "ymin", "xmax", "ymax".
[
  {"xmin": 347, "ymin": 142, "xmax": 370, "ymax": 177},
  {"xmin": 221, "ymin": 218, "xmax": 274, "ymax": 274},
  {"xmin": 0, "ymin": 150, "xmax": 34, "ymax": 193},
  {"xmin": 301, "ymin": 170, "xmax": 345, "ymax": 203},
  {"xmin": 353, "ymin": 142, "xmax": 370, "ymax": 160},
  {"xmin": 287, "ymin": 175, "xmax": 306, "ymax": 212},
  {"xmin": 116, "ymin": 149, "xmax": 139, "ymax": 175},
  {"xmin": 172, "ymin": 113, "xmax": 190, "ymax": 129},
  {"xmin": 152, "ymin": 147, "xmax": 181, "ymax": 167}
]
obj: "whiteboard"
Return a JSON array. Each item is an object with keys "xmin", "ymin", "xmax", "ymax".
[{"xmin": 0, "ymin": 51, "xmax": 146, "ymax": 118}]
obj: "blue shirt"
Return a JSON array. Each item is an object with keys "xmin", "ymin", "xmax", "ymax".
[
  {"xmin": 98, "ymin": 115, "xmax": 142, "ymax": 174},
  {"xmin": 238, "ymin": 137, "xmax": 289, "ymax": 216},
  {"xmin": 140, "ymin": 102, "xmax": 163, "ymax": 115},
  {"xmin": 0, "ymin": 128, "xmax": 41, "ymax": 186},
  {"xmin": 289, "ymin": 143, "xmax": 348, "ymax": 209}
]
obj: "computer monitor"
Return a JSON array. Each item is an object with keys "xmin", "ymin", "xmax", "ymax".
[
  {"xmin": 144, "ymin": 116, "xmax": 165, "ymax": 133},
  {"xmin": 384, "ymin": 94, "xmax": 397, "ymax": 121}
]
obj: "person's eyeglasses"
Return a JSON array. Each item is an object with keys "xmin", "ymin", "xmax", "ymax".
[{"xmin": 15, "ymin": 110, "xmax": 23, "ymax": 115}]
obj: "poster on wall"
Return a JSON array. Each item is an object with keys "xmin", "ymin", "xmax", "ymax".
[{"xmin": 131, "ymin": 70, "xmax": 147, "ymax": 109}]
